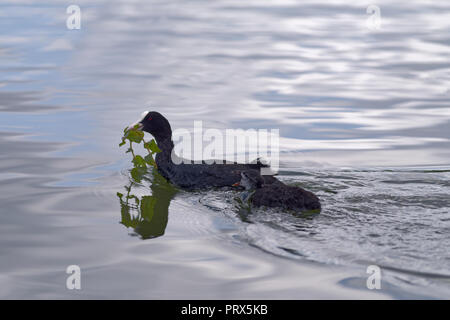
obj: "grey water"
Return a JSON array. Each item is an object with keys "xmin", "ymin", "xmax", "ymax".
[{"xmin": 0, "ymin": 0, "xmax": 449, "ymax": 299}]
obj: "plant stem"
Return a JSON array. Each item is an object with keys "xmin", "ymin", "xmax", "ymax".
[{"xmin": 129, "ymin": 141, "xmax": 136, "ymax": 158}]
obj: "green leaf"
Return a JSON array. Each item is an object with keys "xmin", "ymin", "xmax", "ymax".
[
  {"xmin": 144, "ymin": 154, "xmax": 156, "ymax": 166},
  {"xmin": 132, "ymin": 155, "xmax": 147, "ymax": 168},
  {"xmin": 144, "ymin": 139, "xmax": 161, "ymax": 153},
  {"xmin": 119, "ymin": 140, "xmax": 126, "ymax": 147},
  {"xmin": 140, "ymin": 196, "xmax": 156, "ymax": 223},
  {"xmin": 130, "ymin": 167, "xmax": 145, "ymax": 182},
  {"xmin": 125, "ymin": 129, "xmax": 144, "ymax": 143},
  {"xmin": 149, "ymin": 139, "xmax": 161, "ymax": 153}
]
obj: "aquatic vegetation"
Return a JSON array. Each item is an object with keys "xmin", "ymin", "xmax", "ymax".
[
  {"xmin": 117, "ymin": 125, "xmax": 177, "ymax": 239},
  {"xmin": 119, "ymin": 125, "xmax": 161, "ymax": 183},
  {"xmin": 117, "ymin": 171, "xmax": 177, "ymax": 239}
]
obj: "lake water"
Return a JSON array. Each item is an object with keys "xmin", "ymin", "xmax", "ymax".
[{"xmin": 0, "ymin": 0, "xmax": 449, "ymax": 299}]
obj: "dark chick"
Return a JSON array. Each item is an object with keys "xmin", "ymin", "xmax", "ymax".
[{"xmin": 238, "ymin": 170, "xmax": 321, "ymax": 212}]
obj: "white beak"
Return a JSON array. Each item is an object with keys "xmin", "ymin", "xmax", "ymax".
[
  {"xmin": 127, "ymin": 121, "xmax": 144, "ymax": 131},
  {"xmin": 127, "ymin": 111, "xmax": 149, "ymax": 131}
]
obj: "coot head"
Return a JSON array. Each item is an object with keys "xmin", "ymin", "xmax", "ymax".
[
  {"xmin": 128, "ymin": 111, "xmax": 172, "ymax": 142},
  {"xmin": 240, "ymin": 170, "xmax": 264, "ymax": 191}
]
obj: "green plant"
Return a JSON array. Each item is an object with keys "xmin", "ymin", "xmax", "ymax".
[
  {"xmin": 119, "ymin": 125, "xmax": 161, "ymax": 182},
  {"xmin": 117, "ymin": 125, "xmax": 177, "ymax": 239}
]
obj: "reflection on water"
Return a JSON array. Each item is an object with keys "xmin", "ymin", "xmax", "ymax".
[
  {"xmin": 0, "ymin": 0, "xmax": 449, "ymax": 299},
  {"xmin": 117, "ymin": 169, "xmax": 177, "ymax": 239}
]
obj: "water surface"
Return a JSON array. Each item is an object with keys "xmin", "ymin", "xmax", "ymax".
[{"xmin": 0, "ymin": 0, "xmax": 449, "ymax": 299}]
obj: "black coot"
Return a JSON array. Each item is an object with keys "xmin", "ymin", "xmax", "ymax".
[
  {"xmin": 129, "ymin": 111, "xmax": 279, "ymax": 190},
  {"xmin": 237, "ymin": 170, "xmax": 321, "ymax": 212}
]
